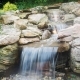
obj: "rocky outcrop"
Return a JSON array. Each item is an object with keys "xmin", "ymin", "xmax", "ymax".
[{"xmin": 0, "ymin": 43, "xmax": 18, "ymax": 72}]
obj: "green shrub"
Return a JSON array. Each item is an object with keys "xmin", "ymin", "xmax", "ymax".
[{"xmin": 3, "ymin": 2, "xmax": 17, "ymax": 11}]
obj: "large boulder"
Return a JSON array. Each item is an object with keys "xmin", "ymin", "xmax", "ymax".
[
  {"xmin": 0, "ymin": 43, "xmax": 18, "ymax": 72},
  {"xmin": 0, "ymin": 25, "xmax": 21, "ymax": 46},
  {"xmin": 14, "ymin": 19, "xmax": 28, "ymax": 30},
  {"xmin": 1, "ymin": 15, "xmax": 19, "ymax": 24},
  {"xmin": 28, "ymin": 13, "xmax": 48, "ymax": 24}
]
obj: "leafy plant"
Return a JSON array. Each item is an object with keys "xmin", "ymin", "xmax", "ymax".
[{"xmin": 3, "ymin": 2, "xmax": 17, "ymax": 11}]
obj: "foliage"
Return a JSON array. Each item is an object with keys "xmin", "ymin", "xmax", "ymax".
[
  {"xmin": 3, "ymin": 2, "xmax": 17, "ymax": 11},
  {"xmin": 0, "ymin": 0, "xmax": 78, "ymax": 10}
]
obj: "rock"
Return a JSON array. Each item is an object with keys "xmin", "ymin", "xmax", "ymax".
[
  {"xmin": 21, "ymin": 38, "xmax": 70, "ymax": 53},
  {"xmin": 59, "ymin": 2, "xmax": 80, "ymax": 14},
  {"xmin": 38, "ymin": 21, "xmax": 47, "ymax": 29},
  {"xmin": 19, "ymin": 37, "xmax": 40, "ymax": 45},
  {"xmin": 42, "ymin": 30, "xmax": 51, "ymax": 40},
  {"xmin": 17, "ymin": 12, "xmax": 31, "ymax": 19},
  {"xmin": 72, "ymin": 6, "xmax": 80, "ymax": 16},
  {"xmin": 1, "ymin": 15, "xmax": 19, "ymax": 24},
  {"xmin": 71, "ymin": 38, "xmax": 80, "ymax": 47},
  {"xmin": 74, "ymin": 17, "xmax": 80, "ymax": 24},
  {"xmin": 30, "ymin": 6, "xmax": 48, "ymax": 13},
  {"xmin": 0, "ymin": 25, "xmax": 21, "ymax": 46},
  {"xmin": 21, "ymin": 28, "xmax": 42, "ymax": 38},
  {"xmin": 59, "ymin": 36, "xmax": 73, "ymax": 42},
  {"xmin": 71, "ymin": 60, "xmax": 80, "ymax": 73},
  {"xmin": 62, "ymin": 14, "xmax": 75, "ymax": 22},
  {"xmin": 14, "ymin": 19, "xmax": 28, "ymax": 30},
  {"xmin": 70, "ymin": 46, "xmax": 80, "ymax": 73},
  {"xmin": 71, "ymin": 47, "xmax": 80, "ymax": 61},
  {"xmin": 58, "ymin": 24, "xmax": 80, "ymax": 40},
  {"xmin": 0, "ymin": 43, "xmax": 18, "ymax": 72},
  {"xmin": 28, "ymin": 13, "xmax": 48, "ymax": 24}
]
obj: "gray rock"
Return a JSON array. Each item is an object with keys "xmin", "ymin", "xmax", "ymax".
[
  {"xmin": 70, "ymin": 46, "xmax": 80, "ymax": 73},
  {"xmin": 19, "ymin": 37, "xmax": 40, "ymax": 45},
  {"xmin": 0, "ymin": 25, "xmax": 21, "ymax": 46},
  {"xmin": 62, "ymin": 14, "xmax": 75, "ymax": 22},
  {"xmin": 71, "ymin": 47, "xmax": 80, "ymax": 61},
  {"xmin": 60, "ymin": 2, "xmax": 80, "ymax": 14},
  {"xmin": 1, "ymin": 15, "xmax": 19, "ymax": 24},
  {"xmin": 42, "ymin": 30, "xmax": 51, "ymax": 40},
  {"xmin": 14, "ymin": 19, "xmax": 28, "ymax": 30},
  {"xmin": 74, "ymin": 17, "xmax": 80, "ymax": 24},
  {"xmin": 38, "ymin": 21, "xmax": 47, "ymax": 29},
  {"xmin": 21, "ymin": 27, "xmax": 42, "ymax": 38},
  {"xmin": 71, "ymin": 38, "xmax": 80, "ymax": 47},
  {"xmin": 17, "ymin": 12, "xmax": 31, "ymax": 19},
  {"xmin": 58, "ymin": 24, "xmax": 80, "ymax": 40},
  {"xmin": 72, "ymin": 6, "xmax": 80, "ymax": 16},
  {"xmin": 28, "ymin": 13, "xmax": 48, "ymax": 24}
]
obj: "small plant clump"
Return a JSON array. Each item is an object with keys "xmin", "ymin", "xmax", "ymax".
[{"xmin": 3, "ymin": 2, "xmax": 17, "ymax": 11}]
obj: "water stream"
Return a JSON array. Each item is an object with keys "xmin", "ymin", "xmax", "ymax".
[{"xmin": 19, "ymin": 47, "xmax": 58, "ymax": 80}]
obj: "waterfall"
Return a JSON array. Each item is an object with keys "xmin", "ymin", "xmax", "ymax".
[
  {"xmin": 55, "ymin": 23, "xmax": 67, "ymax": 32},
  {"xmin": 20, "ymin": 46, "xmax": 58, "ymax": 79}
]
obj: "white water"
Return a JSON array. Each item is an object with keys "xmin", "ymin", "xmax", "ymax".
[
  {"xmin": 20, "ymin": 47, "xmax": 58, "ymax": 73},
  {"xmin": 19, "ymin": 47, "xmax": 58, "ymax": 79}
]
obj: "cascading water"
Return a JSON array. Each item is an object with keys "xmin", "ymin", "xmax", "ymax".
[{"xmin": 20, "ymin": 47, "xmax": 58, "ymax": 79}]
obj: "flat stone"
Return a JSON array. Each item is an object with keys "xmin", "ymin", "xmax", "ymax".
[
  {"xmin": 19, "ymin": 37, "xmax": 40, "ymax": 45},
  {"xmin": 21, "ymin": 28, "xmax": 42, "ymax": 38},
  {"xmin": 58, "ymin": 24, "xmax": 80, "ymax": 40}
]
